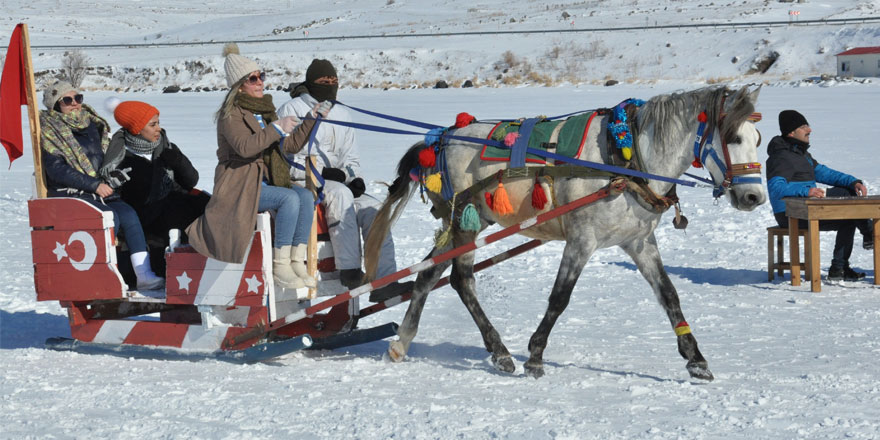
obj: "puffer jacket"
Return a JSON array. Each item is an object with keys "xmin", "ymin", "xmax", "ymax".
[
  {"xmin": 765, "ymin": 135, "xmax": 860, "ymax": 214},
  {"xmin": 42, "ymin": 121, "xmax": 122, "ymax": 201},
  {"xmin": 108, "ymin": 129, "xmax": 200, "ymax": 223}
]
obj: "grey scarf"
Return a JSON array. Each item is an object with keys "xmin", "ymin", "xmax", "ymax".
[{"xmin": 124, "ymin": 131, "xmax": 163, "ymax": 157}]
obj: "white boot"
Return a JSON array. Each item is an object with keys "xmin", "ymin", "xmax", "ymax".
[
  {"xmin": 291, "ymin": 243, "xmax": 317, "ymax": 288},
  {"xmin": 130, "ymin": 251, "xmax": 165, "ymax": 291},
  {"xmin": 274, "ymin": 246, "xmax": 305, "ymax": 289}
]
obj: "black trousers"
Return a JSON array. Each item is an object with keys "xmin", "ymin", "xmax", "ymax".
[
  {"xmin": 142, "ymin": 191, "xmax": 211, "ymax": 243},
  {"xmin": 774, "ymin": 186, "xmax": 873, "ymax": 269}
]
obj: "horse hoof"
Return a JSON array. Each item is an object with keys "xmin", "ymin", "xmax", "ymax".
[
  {"xmin": 686, "ymin": 361, "xmax": 714, "ymax": 381},
  {"xmin": 524, "ymin": 362, "xmax": 545, "ymax": 379},
  {"xmin": 491, "ymin": 354, "xmax": 516, "ymax": 373},
  {"xmin": 388, "ymin": 341, "xmax": 406, "ymax": 363}
]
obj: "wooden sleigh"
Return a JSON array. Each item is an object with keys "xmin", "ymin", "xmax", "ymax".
[{"xmin": 29, "ymin": 196, "xmax": 398, "ymax": 362}]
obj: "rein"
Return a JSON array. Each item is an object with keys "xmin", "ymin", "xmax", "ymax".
[{"xmin": 306, "ymin": 102, "xmax": 713, "ymax": 189}]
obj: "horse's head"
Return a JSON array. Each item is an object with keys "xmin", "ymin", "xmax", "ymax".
[{"xmin": 699, "ymin": 86, "xmax": 767, "ymax": 211}]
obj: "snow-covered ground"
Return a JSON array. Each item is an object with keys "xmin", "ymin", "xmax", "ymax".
[
  {"xmin": 3, "ymin": 1, "xmax": 880, "ymax": 439},
  {"xmin": 2, "ymin": 83, "xmax": 880, "ymax": 439}
]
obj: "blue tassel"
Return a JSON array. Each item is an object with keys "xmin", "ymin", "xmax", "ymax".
[
  {"xmin": 425, "ymin": 127, "xmax": 446, "ymax": 146},
  {"xmin": 459, "ymin": 203, "xmax": 482, "ymax": 231}
]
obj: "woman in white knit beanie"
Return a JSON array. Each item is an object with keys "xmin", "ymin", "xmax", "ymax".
[{"xmin": 186, "ymin": 44, "xmax": 331, "ymax": 292}]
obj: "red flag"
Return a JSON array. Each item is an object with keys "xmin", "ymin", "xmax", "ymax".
[{"xmin": 0, "ymin": 24, "xmax": 28, "ymax": 165}]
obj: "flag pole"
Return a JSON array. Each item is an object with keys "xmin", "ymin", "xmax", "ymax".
[{"xmin": 20, "ymin": 23, "xmax": 46, "ymax": 199}]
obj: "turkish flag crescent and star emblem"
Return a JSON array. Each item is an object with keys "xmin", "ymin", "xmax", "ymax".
[{"xmin": 0, "ymin": 24, "xmax": 28, "ymax": 166}]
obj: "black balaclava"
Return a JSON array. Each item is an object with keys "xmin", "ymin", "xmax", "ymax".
[{"xmin": 305, "ymin": 58, "xmax": 338, "ymax": 102}]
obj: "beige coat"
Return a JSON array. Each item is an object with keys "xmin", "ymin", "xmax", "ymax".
[{"xmin": 186, "ymin": 106, "xmax": 315, "ymax": 263}]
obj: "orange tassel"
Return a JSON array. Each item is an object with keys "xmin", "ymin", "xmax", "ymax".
[
  {"xmin": 492, "ymin": 182, "xmax": 513, "ymax": 215},
  {"xmin": 531, "ymin": 178, "xmax": 547, "ymax": 210}
]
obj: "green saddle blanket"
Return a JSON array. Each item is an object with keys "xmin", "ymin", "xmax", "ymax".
[{"xmin": 479, "ymin": 112, "xmax": 596, "ymax": 164}]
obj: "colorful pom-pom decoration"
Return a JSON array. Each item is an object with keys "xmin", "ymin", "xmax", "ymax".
[
  {"xmin": 503, "ymin": 132, "xmax": 520, "ymax": 147},
  {"xmin": 691, "ymin": 158, "xmax": 703, "ymax": 168},
  {"xmin": 425, "ymin": 127, "xmax": 446, "ymax": 146},
  {"xmin": 455, "ymin": 112, "xmax": 476, "ymax": 128},
  {"xmin": 531, "ymin": 178, "xmax": 547, "ymax": 210},
  {"xmin": 608, "ymin": 98, "xmax": 645, "ymax": 162},
  {"xmin": 492, "ymin": 182, "xmax": 513, "ymax": 215},
  {"xmin": 418, "ymin": 147, "xmax": 437, "ymax": 168},
  {"xmin": 425, "ymin": 173, "xmax": 443, "ymax": 193},
  {"xmin": 459, "ymin": 203, "xmax": 482, "ymax": 231}
]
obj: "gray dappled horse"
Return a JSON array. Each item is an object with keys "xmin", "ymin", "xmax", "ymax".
[{"xmin": 364, "ymin": 85, "xmax": 765, "ymax": 380}]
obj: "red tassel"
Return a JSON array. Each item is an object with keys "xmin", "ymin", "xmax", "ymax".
[
  {"xmin": 484, "ymin": 192, "xmax": 494, "ymax": 210},
  {"xmin": 418, "ymin": 147, "xmax": 436, "ymax": 168},
  {"xmin": 691, "ymin": 158, "xmax": 703, "ymax": 168},
  {"xmin": 492, "ymin": 182, "xmax": 513, "ymax": 215},
  {"xmin": 531, "ymin": 178, "xmax": 547, "ymax": 210},
  {"xmin": 698, "ymin": 111, "xmax": 708, "ymax": 123},
  {"xmin": 455, "ymin": 112, "xmax": 476, "ymax": 128}
]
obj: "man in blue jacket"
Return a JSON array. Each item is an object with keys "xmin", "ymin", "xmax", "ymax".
[{"xmin": 766, "ymin": 110, "xmax": 873, "ymax": 282}]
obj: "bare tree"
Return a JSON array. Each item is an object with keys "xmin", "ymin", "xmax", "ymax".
[{"xmin": 61, "ymin": 50, "xmax": 89, "ymax": 88}]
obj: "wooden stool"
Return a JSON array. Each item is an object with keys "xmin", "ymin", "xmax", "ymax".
[{"xmin": 767, "ymin": 226, "xmax": 809, "ymax": 281}]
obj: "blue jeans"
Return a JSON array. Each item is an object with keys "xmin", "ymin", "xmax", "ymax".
[
  {"xmin": 74, "ymin": 196, "xmax": 148, "ymax": 254},
  {"xmin": 258, "ymin": 184, "xmax": 314, "ymax": 247}
]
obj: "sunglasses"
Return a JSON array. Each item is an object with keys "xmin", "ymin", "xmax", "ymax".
[
  {"xmin": 246, "ymin": 72, "xmax": 266, "ymax": 84},
  {"xmin": 60, "ymin": 94, "xmax": 84, "ymax": 106}
]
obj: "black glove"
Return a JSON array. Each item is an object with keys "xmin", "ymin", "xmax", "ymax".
[
  {"xmin": 347, "ymin": 177, "xmax": 366, "ymax": 198},
  {"xmin": 321, "ymin": 167, "xmax": 347, "ymax": 183}
]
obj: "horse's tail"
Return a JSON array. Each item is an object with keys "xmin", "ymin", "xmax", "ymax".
[{"xmin": 363, "ymin": 141, "xmax": 425, "ymax": 281}]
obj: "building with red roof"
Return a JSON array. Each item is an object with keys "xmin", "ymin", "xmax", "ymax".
[{"xmin": 835, "ymin": 46, "xmax": 880, "ymax": 77}]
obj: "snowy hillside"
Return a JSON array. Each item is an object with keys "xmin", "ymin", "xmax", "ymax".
[{"xmin": 1, "ymin": 0, "xmax": 879, "ymax": 90}]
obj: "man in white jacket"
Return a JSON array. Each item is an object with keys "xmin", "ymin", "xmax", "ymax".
[{"xmin": 277, "ymin": 59, "xmax": 411, "ymax": 302}]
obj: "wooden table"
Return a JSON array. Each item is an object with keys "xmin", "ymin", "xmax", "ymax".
[{"xmin": 784, "ymin": 196, "xmax": 880, "ymax": 292}]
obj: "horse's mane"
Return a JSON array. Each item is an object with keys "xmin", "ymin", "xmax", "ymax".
[{"xmin": 637, "ymin": 85, "xmax": 755, "ymax": 148}]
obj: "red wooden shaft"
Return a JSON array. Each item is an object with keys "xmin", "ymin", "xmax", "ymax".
[
  {"xmin": 264, "ymin": 186, "xmax": 611, "ymax": 333},
  {"xmin": 358, "ymin": 238, "xmax": 545, "ymax": 318}
]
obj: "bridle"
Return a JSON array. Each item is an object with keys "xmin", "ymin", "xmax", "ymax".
[{"xmin": 692, "ymin": 97, "xmax": 763, "ymax": 198}]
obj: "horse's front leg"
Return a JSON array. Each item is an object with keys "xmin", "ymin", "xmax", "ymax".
[
  {"xmin": 525, "ymin": 237, "xmax": 597, "ymax": 378},
  {"xmin": 387, "ymin": 247, "xmax": 452, "ymax": 363},
  {"xmin": 449, "ymin": 231, "xmax": 515, "ymax": 373},
  {"xmin": 620, "ymin": 233, "xmax": 714, "ymax": 381}
]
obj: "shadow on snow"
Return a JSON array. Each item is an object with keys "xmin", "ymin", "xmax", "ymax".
[{"xmin": 0, "ymin": 309, "xmax": 70, "ymax": 349}]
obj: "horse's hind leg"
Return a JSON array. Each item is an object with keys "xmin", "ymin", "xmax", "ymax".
[
  {"xmin": 525, "ymin": 238, "xmax": 597, "ymax": 378},
  {"xmin": 387, "ymin": 247, "xmax": 452, "ymax": 363},
  {"xmin": 449, "ymin": 232, "xmax": 515, "ymax": 373},
  {"xmin": 621, "ymin": 234, "xmax": 714, "ymax": 381}
]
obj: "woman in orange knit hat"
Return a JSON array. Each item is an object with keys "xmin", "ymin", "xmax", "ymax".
[{"xmin": 105, "ymin": 99, "xmax": 210, "ymax": 272}]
